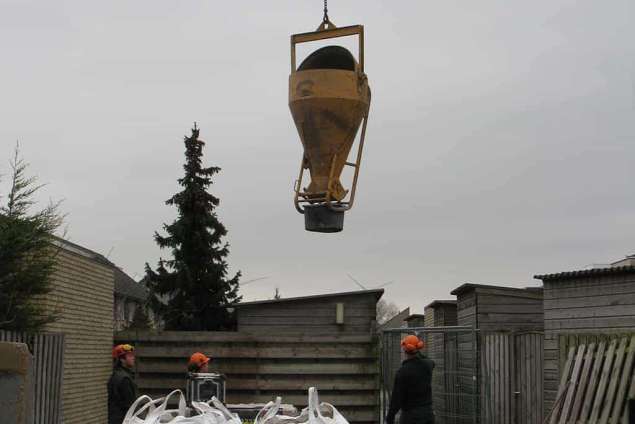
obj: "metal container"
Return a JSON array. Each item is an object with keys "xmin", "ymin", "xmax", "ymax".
[
  {"xmin": 289, "ymin": 23, "xmax": 371, "ymax": 232},
  {"xmin": 186, "ymin": 372, "xmax": 226, "ymax": 403}
]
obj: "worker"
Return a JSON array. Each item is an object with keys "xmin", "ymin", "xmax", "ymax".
[
  {"xmin": 108, "ymin": 344, "xmax": 138, "ymax": 424},
  {"xmin": 386, "ymin": 335, "xmax": 435, "ymax": 424},
  {"xmin": 188, "ymin": 352, "xmax": 211, "ymax": 374}
]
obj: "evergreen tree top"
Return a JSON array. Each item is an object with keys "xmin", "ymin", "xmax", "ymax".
[{"xmin": 145, "ymin": 125, "xmax": 241, "ymax": 331}]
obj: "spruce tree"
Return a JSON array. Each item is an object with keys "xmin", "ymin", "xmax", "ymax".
[
  {"xmin": 0, "ymin": 144, "xmax": 63, "ymax": 331},
  {"xmin": 145, "ymin": 125, "xmax": 241, "ymax": 330}
]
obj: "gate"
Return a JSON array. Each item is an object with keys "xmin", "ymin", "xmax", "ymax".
[
  {"xmin": 481, "ymin": 331, "xmax": 544, "ymax": 424},
  {"xmin": 0, "ymin": 331, "xmax": 65, "ymax": 424},
  {"xmin": 380, "ymin": 326, "xmax": 480, "ymax": 424}
]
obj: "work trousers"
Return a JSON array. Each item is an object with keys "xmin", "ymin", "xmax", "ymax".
[{"xmin": 401, "ymin": 407, "xmax": 435, "ymax": 424}]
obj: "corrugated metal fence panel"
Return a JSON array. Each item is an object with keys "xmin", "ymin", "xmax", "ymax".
[
  {"xmin": 0, "ymin": 331, "xmax": 65, "ymax": 424},
  {"xmin": 482, "ymin": 332, "xmax": 544, "ymax": 424},
  {"xmin": 116, "ymin": 331, "xmax": 379, "ymax": 424}
]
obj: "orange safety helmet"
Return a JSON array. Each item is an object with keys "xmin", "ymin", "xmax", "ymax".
[
  {"xmin": 188, "ymin": 352, "xmax": 211, "ymax": 368},
  {"xmin": 112, "ymin": 344, "xmax": 135, "ymax": 359},
  {"xmin": 401, "ymin": 335, "xmax": 425, "ymax": 353}
]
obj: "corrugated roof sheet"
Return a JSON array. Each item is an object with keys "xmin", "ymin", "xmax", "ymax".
[{"xmin": 534, "ymin": 265, "xmax": 635, "ymax": 282}]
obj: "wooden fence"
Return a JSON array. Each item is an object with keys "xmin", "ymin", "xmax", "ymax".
[
  {"xmin": 115, "ymin": 331, "xmax": 379, "ymax": 424},
  {"xmin": 546, "ymin": 334, "xmax": 635, "ymax": 423},
  {"xmin": 481, "ymin": 331, "xmax": 544, "ymax": 424},
  {"xmin": 0, "ymin": 330, "xmax": 65, "ymax": 424}
]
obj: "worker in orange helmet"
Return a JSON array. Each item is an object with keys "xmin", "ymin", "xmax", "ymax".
[
  {"xmin": 108, "ymin": 344, "xmax": 138, "ymax": 424},
  {"xmin": 188, "ymin": 352, "xmax": 212, "ymax": 374},
  {"xmin": 386, "ymin": 334, "xmax": 435, "ymax": 424}
]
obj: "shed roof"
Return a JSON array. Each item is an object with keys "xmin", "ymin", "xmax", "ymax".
[
  {"xmin": 53, "ymin": 236, "xmax": 146, "ymax": 300},
  {"xmin": 235, "ymin": 289, "xmax": 384, "ymax": 307},
  {"xmin": 450, "ymin": 283, "xmax": 541, "ymax": 297},
  {"xmin": 52, "ymin": 236, "xmax": 115, "ymax": 268},
  {"xmin": 405, "ymin": 314, "xmax": 425, "ymax": 322},
  {"xmin": 534, "ymin": 265, "xmax": 635, "ymax": 282},
  {"xmin": 425, "ymin": 299, "xmax": 457, "ymax": 309},
  {"xmin": 114, "ymin": 268, "xmax": 148, "ymax": 301}
]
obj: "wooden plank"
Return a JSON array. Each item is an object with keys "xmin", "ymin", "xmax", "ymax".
[
  {"xmin": 137, "ymin": 344, "xmax": 374, "ymax": 359},
  {"xmin": 549, "ymin": 346, "xmax": 576, "ymax": 424},
  {"xmin": 532, "ymin": 334, "xmax": 540, "ymax": 424},
  {"xmin": 32, "ymin": 334, "xmax": 39, "ymax": 424},
  {"xmin": 477, "ymin": 295, "xmax": 544, "ymax": 306},
  {"xmin": 599, "ymin": 337, "xmax": 629, "ymax": 423},
  {"xmin": 477, "ymin": 304, "xmax": 542, "ymax": 315},
  {"xmin": 52, "ymin": 334, "xmax": 62, "ymax": 424},
  {"xmin": 238, "ymin": 316, "xmax": 372, "ymax": 326},
  {"xmin": 495, "ymin": 334, "xmax": 502, "ymax": 424},
  {"xmin": 612, "ymin": 335, "xmax": 635, "ymax": 424},
  {"xmin": 558, "ymin": 344, "xmax": 586, "ymax": 424},
  {"xmin": 137, "ymin": 360, "xmax": 379, "ymax": 375},
  {"xmin": 239, "ymin": 325, "xmax": 374, "ymax": 335},
  {"xmin": 240, "ymin": 306, "xmax": 376, "ymax": 316},
  {"xmin": 524, "ymin": 334, "xmax": 530, "ymax": 424},
  {"xmin": 138, "ymin": 375, "xmax": 378, "ymax": 391},
  {"xmin": 543, "ymin": 281, "xmax": 635, "ymax": 301},
  {"xmin": 559, "ymin": 336, "xmax": 568, "ymax": 376},
  {"xmin": 514, "ymin": 333, "xmax": 522, "ymax": 424},
  {"xmin": 241, "ymin": 301, "xmax": 377, "ymax": 312},
  {"xmin": 528, "ymin": 334, "xmax": 538, "ymax": 424},
  {"xmin": 569, "ymin": 342, "xmax": 596, "ymax": 423},
  {"xmin": 478, "ymin": 313, "xmax": 544, "ymax": 324},
  {"xmin": 589, "ymin": 339, "xmax": 619, "ymax": 422},
  {"xmin": 544, "ymin": 292, "xmax": 635, "ymax": 309},
  {"xmin": 115, "ymin": 331, "xmax": 375, "ymax": 344},
  {"xmin": 227, "ymin": 392, "xmax": 377, "ymax": 406},
  {"xmin": 505, "ymin": 332, "xmax": 511, "ymax": 424},
  {"xmin": 622, "ymin": 348, "xmax": 635, "ymax": 423},
  {"xmin": 489, "ymin": 334, "xmax": 495, "ymax": 424},
  {"xmin": 493, "ymin": 333, "xmax": 499, "ymax": 424},
  {"xmin": 501, "ymin": 333, "xmax": 506, "ymax": 424},
  {"xmin": 483, "ymin": 334, "xmax": 491, "ymax": 423},
  {"xmin": 538, "ymin": 334, "xmax": 545, "ymax": 422},
  {"xmin": 474, "ymin": 287, "xmax": 544, "ymax": 300},
  {"xmin": 489, "ymin": 335, "xmax": 500, "ymax": 423},
  {"xmin": 38, "ymin": 334, "xmax": 45, "ymax": 424},
  {"xmin": 545, "ymin": 316, "xmax": 635, "ymax": 331},
  {"xmin": 47, "ymin": 334, "xmax": 55, "ymax": 424},
  {"xmin": 545, "ymin": 305, "xmax": 635, "ymax": 321},
  {"xmin": 44, "ymin": 334, "xmax": 52, "ymax": 424},
  {"xmin": 515, "ymin": 332, "xmax": 522, "ymax": 424},
  {"xmin": 58, "ymin": 333, "xmax": 65, "ymax": 424}
]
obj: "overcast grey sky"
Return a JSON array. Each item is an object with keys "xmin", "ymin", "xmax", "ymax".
[{"xmin": 1, "ymin": 0, "xmax": 634, "ymax": 312}]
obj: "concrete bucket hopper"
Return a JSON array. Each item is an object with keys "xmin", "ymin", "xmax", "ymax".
[{"xmin": 289, "ymin": 23, "xmax": 371, "ymax": 233}]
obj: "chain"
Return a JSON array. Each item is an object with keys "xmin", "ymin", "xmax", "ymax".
[{"xmin": 323, "ymin": 0, "xmax": 329, "ymax": 23}]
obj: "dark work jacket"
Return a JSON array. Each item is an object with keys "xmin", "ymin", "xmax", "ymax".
[
  {"xmin": 386, "ymin": 353, "xmax": 435, "ymax": 424},
  {"xmin": 108, "ymin": 365, "xmax": 137, "ymax": 424}
]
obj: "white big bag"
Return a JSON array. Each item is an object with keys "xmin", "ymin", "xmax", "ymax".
[
  {"xmin": 190, "ymin": 397, "xmax": 242, "ymax": 424},
  {"xmin": 123, "ymin": 391, "xmax": 241, "ymax": 424},
  {"xmin": 305, "ymin": 387, "xmax": 349, "ymax": 424},
  {"xmin": 254, "ymin": 388, "xmax": 349, "ymax": 424},
  {"xmin": 254, "ymin": 396, "xmax": 308, "ymax": 424},
  {"xmin": 123, "ymin": 390, "xmax": 187, "ymax": 424}
]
